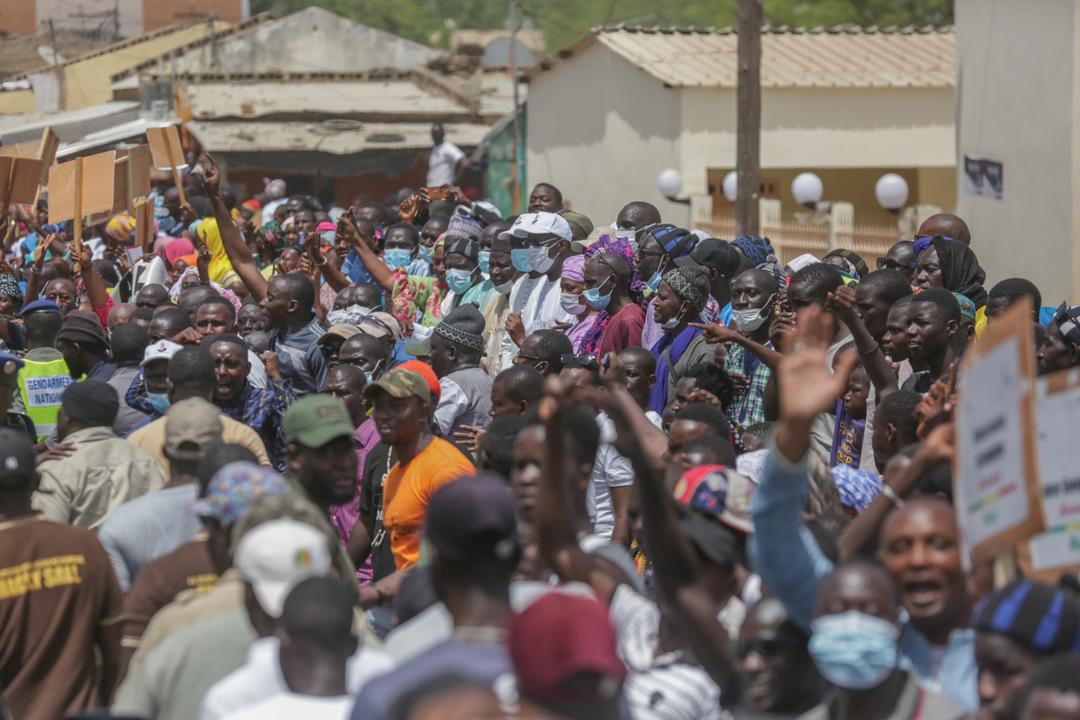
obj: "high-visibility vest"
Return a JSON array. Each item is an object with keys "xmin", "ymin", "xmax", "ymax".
[{"xmin": 17, "ymin": 358, "xmax": 74, "ymax": 443}]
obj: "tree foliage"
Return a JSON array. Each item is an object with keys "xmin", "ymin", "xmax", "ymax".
[{"xmin": 250, "ymin": 0, "xmax": 953, "ymax": 51}]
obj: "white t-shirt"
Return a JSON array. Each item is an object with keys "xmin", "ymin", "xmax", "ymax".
[
  {"xmin": 201, "ymin": 636, "xmax": 392, "ymax": 720},
  {"xmin": 427, "ymin": 142, "xmax": 465, "ymax": 187},
  {"xmin": 589, "ymin": 412, "xmax": 635, "ymax": 539},
  {"xmin": 220, "ymin": 693, "xmax": 351, "ymax": 720},
  {"xmin": 522, "ymin": 275, "xmax": 573, "ymax": 335}
]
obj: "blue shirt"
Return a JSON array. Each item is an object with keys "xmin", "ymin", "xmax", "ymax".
[
  {"xmin": 749, "ymin": 446, "xmax": 979, "ymax": 712},
  {"xmin": 269, "ymin": 316, "xmax": 327, "ymax": 395}
]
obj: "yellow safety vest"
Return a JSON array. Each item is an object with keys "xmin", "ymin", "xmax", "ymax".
[{"xmin": 17, "ymin": 358, "xmax": 74, "ymax": 443}]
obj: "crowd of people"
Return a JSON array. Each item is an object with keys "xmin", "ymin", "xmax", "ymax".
[{"xmin": 0, "ymin": 126, "xmax": 1079, "ymax": 720}]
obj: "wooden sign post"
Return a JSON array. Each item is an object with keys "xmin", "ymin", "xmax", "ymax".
[
  {"xmin": 146, "ymin": 126, "xmax": 187, "ymax": 206},
  {"xmin": 954, "ymin": 298, "xmax": 1044, "ymax": 573},
  {"xmin": 47, "ymin": 150, "xmax": 118, "ymax": 271},
  {"xmin": 135, "ymin": 197, "xmax": 153, "ymax": 256}
]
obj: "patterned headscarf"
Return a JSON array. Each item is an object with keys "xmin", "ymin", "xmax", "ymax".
[
  {"xmin": 445, "ymin": 235, "xmax": 479, "ymax": 263},
  {"xmin": 0, "ymin": 274, "xmax": 21, "ymax": 302},
  {"xmin": 586, "ymin": 232, "xmax": 643, "ymax": 296},
  {"xmin": 168, "ymin": 268, "xmax": 244, "ymax": 312},
  {"xmin": 261, "ymin": 220, "xmax": 287, "ymax": 252},
  {"xmin": 662, "ymin": 266, "xmax": 710, "ymax": 312},
  {"xmin": 953, "ymin": 292, "xmax": 977, "ymax": 323},
  {"xmin": 733, "ymin": 236, "xmax": 774, "ymax": 266},
  {"xmin": 830, "ymin": 465, "xmax": 882, "ymax": 513}
]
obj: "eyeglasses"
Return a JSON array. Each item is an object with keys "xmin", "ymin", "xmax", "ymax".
[
  {"xmin": 513, "ymin": 354, "xmax": 543, "ymax": 366},
  {"xmin": 876, "ymin": 257, "xmax": 906, "ymax": 271}
]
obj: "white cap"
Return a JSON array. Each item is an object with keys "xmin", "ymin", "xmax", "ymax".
[
  {"xmin": 497, "ymin": 211, "xmax": 572, "ymax": 243},
  {"xmin": 234, "ymin": 518, "xmax": 332, "ymax": 618},
  {"xmin": 786, "ymin": 253, "xmax": 821, "ymax": 274},
  {"xmin": 141, "ymin": 339, "xmax": 183, "ymax": 367}
]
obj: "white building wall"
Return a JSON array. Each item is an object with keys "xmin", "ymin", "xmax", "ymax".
[
  {"xmin": 526, "ymin": 41, "xmax": 687, "ymax": 226},
  {"xmin": 957, "ymin": 0, "xmax": 1079, "ymax": 303}
]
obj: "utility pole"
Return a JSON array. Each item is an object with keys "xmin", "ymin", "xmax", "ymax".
[
  {"xmin": 48, "ymin": 19, "xmax": 64, "ymax": 111},
  {"xmin": 736, "ymin": 0, "xmax": 762, "ymax": 236},
  {"xmin": 508, "ymin": 0, "xmax": 523, "ymax": 214}
]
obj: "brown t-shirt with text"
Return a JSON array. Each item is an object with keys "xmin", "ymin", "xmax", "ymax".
[
  {"xmin": 122, "ymin": 538, "xmax": 218, "ymax": 650},
  {"xmin": 0, "ymin": 514, "xmax": 122, "ymax": 719}
]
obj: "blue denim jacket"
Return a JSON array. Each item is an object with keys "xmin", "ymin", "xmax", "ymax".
[{"xmin": 749, "ymin": 446, "xmax": 979, "ymax": 712}]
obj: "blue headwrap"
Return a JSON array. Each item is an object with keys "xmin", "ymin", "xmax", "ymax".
[
  {"xmin": 733, "ymin": 236, "xmax": 773, "ymax": 266},
  {"xmin": 912, "ymin": 234, "xmax": 955, "ymax": 266}
]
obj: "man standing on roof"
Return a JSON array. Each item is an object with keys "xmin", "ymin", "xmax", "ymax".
[{"xmin": 427, "ymin": 122, "xmax": 467, "ymax": 187}]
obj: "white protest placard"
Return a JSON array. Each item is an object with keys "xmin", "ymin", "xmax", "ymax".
[
  {"xmin": 1024, "ymin": 369, "xmax": 1080, "ymax": 576},
  {"xmin": 954, "ymin": 299, "xmax": 1044, "ymax": 564}
]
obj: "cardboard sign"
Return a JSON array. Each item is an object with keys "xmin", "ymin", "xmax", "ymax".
[
  {"xmin": 47, "ymin": 151, "xmax": 117, "ymax": 224},
  {"xmin": 954, "ymin": 298, "xmax": 1043, "ymax": 564},
  {"xmin": 146, "ymin": 126, "xmax": 186, "ymax": 171},
  {"xmin": 0, "ymin": 128, "xmax": 58, "ymax": 206},
  {"xmin": 112, "ymin": 145, "xmax": 152, "ymax": 214},
  {"xmin": 0, "ymin": 156, "xmax": 44, "ymax": 206},
  {"xmin": 1021, "ymin": 368, "xmax": 1080, "ymax": 576},
  {"xmin": 135, "ymin": 197, "xmax": 153, "ymax": 254}
]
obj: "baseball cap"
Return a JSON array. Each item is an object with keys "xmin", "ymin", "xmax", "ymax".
[
  {"xmin": 497, "ymin": 211, "xmax": 573, "ymax": 243},
  {"xmin": 233, "ymin": 518, "xmax": 332, "ymax": 617},
  {"xmin": 675, "ymin": 237, "xmax": 739, "ymax": 272},
  {"xmin": 679, "ymin": 511, "xmax": 738, "ymax": 569},
  {"xmin": 0, "ymin": 427, "xmax": 36, "ymax": 490},
  {"xmin": 425, "ymin": 473, "xmax": 518, "ymax": 562},
  {"xmin": 192, "ymin": 461, "xmax": 291, "ymax": 526},
  {"xmin": 141, "ymin": 339, "xmax": 183, "ymax": 367},
  {"xmin": 559, "ymin": 210, "xmax": 594, "ymax": 238},
  {"xmin": 57, "ymin": 310, "xmax": 108, "ymax": 347},
  {"xmin": 164, "ymin": 398, "xmax": 223, "ymax": 462},
  {"xmin": 362, "ymin": 367, "xmax": 432, "ymax": 404},
  {"xmin": 397, "ymin": 361, "xmax": 440, "ymax": 401},
  {"xmin": 509, "ymin": 592, "xmax": 626, "ymax": 705},
  {"xmin": 282, "ymin": 394, "xmax": 354, "ymax": 448},
  {"xmin": 673, "ymin": 464, "xmax": 755, "ymax": 535},
  {"xmin": 356, "ymin": 312, "xmax": 402, "ymax": 341},
  {"xmin": 317, "ymin": 324, "xmax": 362, "ymax": 346},
  {"xmin": 18, "ymin": 299, "xmax": 61, "ymax": 318}
]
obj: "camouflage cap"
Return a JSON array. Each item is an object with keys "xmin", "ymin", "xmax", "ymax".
[
  {"xmin": 361, "ymin": 367, "xmax": 431, "ymax": 404},
  {"xmin": 282, "ymin": 394, "xmax": 354, "ymax": 448}
]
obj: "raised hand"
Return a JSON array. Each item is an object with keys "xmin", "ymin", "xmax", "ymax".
[
  {"xmin": 776, "ymin": 305, "xmax": 857, "ymax": 423},
  {"xmin": 689, "ymin": 321, "xmax": 741, "ymax": 344},
  {"xmin": 825, "ymin": 285, "xmax": 859, "ymax": 326},
  {"xmin": 453, "ymin": 425, "xmax": 486, "ymax": 453},
  {"xmin": 201, "ymin": 153, "xmax": 221, "ymax": 198}
]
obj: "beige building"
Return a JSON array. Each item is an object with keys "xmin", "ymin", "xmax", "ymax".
[
  {"xmin": 0, "ymin": 0, "xmax": 246, "ymax": 39},
  {"xmin": 956, "ymin": 0, "xmax": 1078, "ymax": 304},
  {"xmin": 526, "ymin": 26, "xmax": 956, "ymax": 229}
]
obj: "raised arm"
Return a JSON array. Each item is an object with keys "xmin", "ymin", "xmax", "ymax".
[
  {"xmin": 337, "ymin": 209, "xmax": 395, "ymax": 294},
  {"xmin": 690, "ymin": 322, "xmax": 784, "ymax": 370},
  {"xmin": 201, "ymin": 154, "xmax": 267, "ymax": 301},
  {"xmin": 826, "ymin": 286, "xmax": 898, "ymax": 399},
  {"xmin": 536, "ymin": 378, "xmax": 620, "ymax": 602},
  {"xmin": 76, "ymin": 247, "xmax": 109, "ymax": 311}
]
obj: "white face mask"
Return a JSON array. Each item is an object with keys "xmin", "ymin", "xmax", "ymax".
[
  {"xmin": 559, "ymin": 292, "xmax": 587, "ymax": 316},
  {"xmin": 731, "ymin": 306, "xmax": 770, "ymax": 333},
  {"xmin": 527, "ymin": 242, "xmax": 556, "ymax": 274},
  {"xmin": 661, "ymin": 301, "xmax": 688, "ymax": 331}
]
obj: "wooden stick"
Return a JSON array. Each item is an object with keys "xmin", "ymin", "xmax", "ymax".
[
  {"xmin": 0, "ymin": 159, "xmax": 16, "ymax": 219},
  {"xmin": 160, "ymin": 131, "xmax": 187, "ymax": 207},
  {"xmin": 72, "ymin": 156, "xmax": 83, "ymax": 273}
]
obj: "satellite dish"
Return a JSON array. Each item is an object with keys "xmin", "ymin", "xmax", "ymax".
[{"xmin": 38, "ymin": 46, "xmax": 66, "ymax": 65}]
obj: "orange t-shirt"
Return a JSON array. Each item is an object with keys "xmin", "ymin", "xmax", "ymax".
[{"xmin": 382, "ymin": 437, "xmax": 475, "ymax": 569}]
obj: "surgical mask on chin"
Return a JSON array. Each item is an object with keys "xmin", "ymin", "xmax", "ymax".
[
  {"xmin": 583, "ymin": 286, "xmax": 612, "ymax": 311},
  {"xmin": 384, "ymin": 249, "xmax": 412, "ymax": 270},
  {"xmin": 494, "ymin": 279, "xmax": 514, "ymax": 295},
  {"xmin": 146, "ymin": 392, "xmax": 171, "ymax": 415},
  {"xmin": 477, "ymin": 250, "xmax": 491, "ymax": 276},
  {"xmin": 808, "ymin": 610, "xmax": 899, "ymax": 690},
  {"xmin": 661, "ymin": 302, "xmax": 687, "ymax": 331},
  {"xmin": 418, "ymin": 245, "xmax": 434, "ymax": 264},
  {"xmin": 560, "ymin": 292, "xmax": 587, "ymax": 316},
  {"xmin": 527, "ymin": 243, "xmax": 555, "ymax": 274},
  {"xmin": 731, "ymin": 305, "xmax": 771, "ymax": 333},
  {"xmin": 511, "ymin": 249, "xmax": 532, "ymax": 273},
  {"xmin": 446, "ymin": 268, "xmax": 474, "ymax": 294}
]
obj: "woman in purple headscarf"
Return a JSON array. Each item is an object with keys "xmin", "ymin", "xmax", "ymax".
[{"xmin": 559, "ymin": 254, "xmax": 600, "ymax": 353}]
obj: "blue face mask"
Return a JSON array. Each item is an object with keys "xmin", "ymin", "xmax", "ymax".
[
  {"xmin": 477, "ymin": 250, "xmax": 491, "ymax": 276},
  {"xmin": 808, "ymin": 610, "xmax": 899, "ymax": 690},
  {"xmin": 446, "ymin": 268, "xmax": 474, "ymax": 294},
  {"xmin": 418, "ymin": 245, "xmax": 434, "ymax": 264},
  {"xmin": 384, "ymin": 249, "xmax": 413, "ymax": 270},
  {"xmin": 146, "ymin": 392, "xmax": 171, "ymax": 415},
  {"xmin": 646, "ymin": 271, "xmax": 663, "ymax": 293},
  {"xmin": 511, "ymin": 248, "xmax": 532, "ymax": 273},
  {"xmin": 583, "ymin": 282, "xmax": 612, "ymax": 311}
]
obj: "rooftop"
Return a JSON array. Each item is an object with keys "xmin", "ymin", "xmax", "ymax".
[
  {"xmin": 543, "ymin": 24, "xmax": 954, "ymax": 89},
  {"xmin": 0, "ymin": 31, "xmax": 109, "ymax": 80}
]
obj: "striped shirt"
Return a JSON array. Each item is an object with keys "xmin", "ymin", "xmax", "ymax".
[{"xmin": 609, "ymin": 586, "xmax": 729, "ymax": 720}]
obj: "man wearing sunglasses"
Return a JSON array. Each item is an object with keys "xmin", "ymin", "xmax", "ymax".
[
  {"xmin": 736, "ymin": 598, "xmax": 822, "ymax": 716},
  {"xmin": 875, "ymin": 241, "xmax": 916, "ymax": 282}
]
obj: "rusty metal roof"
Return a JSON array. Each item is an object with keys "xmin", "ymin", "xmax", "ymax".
[
  {"xmin": 186, "ymin": 120, "xmax": 490, "ymax": 154},
  {"xmin": 550, "ymin": 25, "xmax": 954, "ymax": 89}
]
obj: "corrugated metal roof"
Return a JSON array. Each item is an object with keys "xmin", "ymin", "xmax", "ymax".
[
  {"xmin": 187, "ymin": 120, "xmax": 490, "ymax": 154},
  {"xmin": 555, "ymin": 25, "xmax": 954, "ymax": 89},
  {"xmin": 183, "ymin": 80, "xmax": 469, "ymax": 120}
]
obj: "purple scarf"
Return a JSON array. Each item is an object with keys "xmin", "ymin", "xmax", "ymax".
[{"xmin": 649, "ymin": 321, "xmax": 703, "ymax": 413}]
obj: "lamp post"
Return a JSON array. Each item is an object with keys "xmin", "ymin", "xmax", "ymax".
[
  {"xmin": 874, "ymin": 173, "xmax": 909, "ymax": 214},
  {"xmin": 722, "ymin": 171, "xmax": 738, "ymax": 203},
  {"xmin": 657, "ymin": 168, "xmax": 690, "ymax": 205},
  {"xmin": 791, "ymin": 172, "xmax": 824, "ymax": 208}
]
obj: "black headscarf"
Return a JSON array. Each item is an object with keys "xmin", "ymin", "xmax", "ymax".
[{"xmin": 932, "ymin": 237, "xmax": 988, "ymax": 308}]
